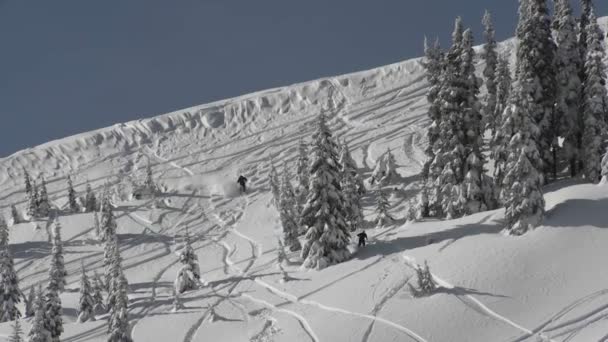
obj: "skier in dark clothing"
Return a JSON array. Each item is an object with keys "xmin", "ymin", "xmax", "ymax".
[
  {"xmin": 357, "ymin": 231, "xmax": 368, "ymax": 247},
  {"xmin": 237, "ymin": 175, "xmax": 248, "ymax": 193}
]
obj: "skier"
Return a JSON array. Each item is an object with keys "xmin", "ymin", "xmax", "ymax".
[
  {"xmin": 357, "ymin": 230, "xmax": 368, "ymax": 247},
  {"xmin": 237, "ymin": 175, "xmax": 248, "ymax": 193}
]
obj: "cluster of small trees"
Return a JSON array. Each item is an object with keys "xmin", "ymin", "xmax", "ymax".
[{"xmin": 418, "ymin": 0, "xmax": 608, "ymax": 235}]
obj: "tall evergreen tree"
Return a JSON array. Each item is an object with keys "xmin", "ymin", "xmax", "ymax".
[
  {"xmin": 579, "ymin": 0, "xmax": 594, "ymax": 69},
  {"xmin": 104, "ymin": 236, "xmax": 118, "ymax": 294},
  {"xmin": 67, "ymin": 176, "xmax": 79, "ymax": 213},
  {"xmin": 10, "ymin": 205, "xmax": 20, "ymax": 225},
  {"xmin": 482, "ymin": 10, "xmax": 498, "ymax": 131},
  {"xmin": 49, "ymin": 220, "xmax": 66, "ymax": 293},
  {"xmin": 9, "ymin": 318, "xmax": 23, "ymax": 342},
  {"xmin": 44, "ymin": 260, "xmax": 64, "ymax": 342},
  {"xmin": 374, "ymin": 190, "xmax": 393, "ymax": 227},
  {"xmin": 553, "ymin": 0, "xmax": 584, "ymax": 177},
  {"xmin": 0, "ymin": 217, "xmax": 22, "ymax": 322},
  {"xmin": 107, "ymin": 274, "xmax": 132, "ymax": 342},
  {"xmin": 294, "ymin": 139, "xmax": 310, "ymax": 220},
  {"xmin": 341, "ymin": 161, "xmax": 363, "ymax": 232},
  {"xmin": 77, "ymin": 266, "xmax": 95, "ymax": 323},
  {"xmin": 24, "ymin": 287, "xmax": 35, "ymax": 318},
  {"xmin": 37, "ymin": 177, "xmax": 50, "ymax": 218},
  {"xmin": 84, "ymin": 183, "xmax": 97, "ymax": 213},
  {"xmin": 175, "ymin": 228, "xmax": 201, "ymax": 293},
  {"xmin": 23, "ymin": 170, "xmax": 32, "ymax": 199},
  {"xmin": 100, "ymin": 195, "xmax": 117, "ymax": 243},
  {"xmin": 26, "ymin": 287, "xmax": 49, "ymax": 342},
  {"xmin": 278, "ymin": 163, "xmax": 302, "ymax": 252},
  {"xmin": 27, "ymin": 180, "xmax": 38, "ymax": 220},
  {"xmin": 269, "ymin": 162, "xmax": 281, "ymax": 209},
  {"xmin": 421, "ymin": 37, "xmax": 444, "ymax": 183},
  {"xmin": 491, "ymin": 55, "xmax": 512, "ymax": 138},
  {"xmin": 581, "ymin": 9, "xmax": 608, "ymax": 182},
  {"xmin": 300, "ymin": 114, "xmax": 350, "ymax": 269}
]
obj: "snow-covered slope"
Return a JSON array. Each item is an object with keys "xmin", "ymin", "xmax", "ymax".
[{"xmin": 0, "ymin": 17, "xmax": 607, "ymax": 342}]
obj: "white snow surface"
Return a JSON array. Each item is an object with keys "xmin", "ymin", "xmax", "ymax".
[{"xmin": 1, "ymin": 18, "xmax": 608, "ymax": 342}]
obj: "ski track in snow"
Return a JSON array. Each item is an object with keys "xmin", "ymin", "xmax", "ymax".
[
  {"xmin": 145, "ymin": 146, "xmax": 195, "ymax": 176},
  {"xmin": 402, "ymin": 255, "xmax": 556, "ymax": 342}
]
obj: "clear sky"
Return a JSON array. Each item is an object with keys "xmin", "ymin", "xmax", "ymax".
[{"xmin": 1, "ymin": 0, "xmax": 606, "ymax": 157}]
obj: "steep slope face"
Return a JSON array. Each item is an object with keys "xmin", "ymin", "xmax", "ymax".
[{"xmin": 0, "ymin": 17, "xmax": 606, "ymax": 342}]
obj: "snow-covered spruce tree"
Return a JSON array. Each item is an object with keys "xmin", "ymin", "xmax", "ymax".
[
  {"xmin": 482, "ymin": 10, "xmax": 498, "ymax": 131},
  {"xmin": 278, "ymin": 163, "xmax": 302, "ymax": 251},
  {"xmin": 294, "ymin": 139, "xmax": 310, "ymax": 221},
  {"xmin": 341, "ymin": 164, "xmax": 363, "ymax": 232},
  {"xmin": 521, "ymin": 0, "xmax": 557, "ymax": 181},
  {"xmin": 44, "ymin": 261, "xmax": 64, "ymax": 342},
  {"xmin": 23, "ymin": 170, "xmax": 32, "ymax": 199},
  {"xmin": 108, "ymin": 274, "xmax": 132, "ymax": 342},
  {"xmin": 175, "ymin": 228, "xmax": 201, "ymax": 293},
  {"xmin": 107, "ymin": 236, "xmax": 125, "ymax": 311},
  {"xmin": 27, "ymin": 180, "xmax": 38, "ymax": 220},
  {"xmin": 371, "ymin": 148, "xmax": 397, "ymax": 185},
  {"xmin": 84, "ymin": 183, "xmax": 97, "ymax": 212},
  {"xmin": 36, "ymin": 177, "xmax": 50, "ymax": 218},
  {"xmin": 99, "ymin": 195, "xmax": 117, "ymax": 243},
  {"xmin": 339, "ymin": 140, "xmax": 365, "ymax": 195},
  {"xmin": 104, "ymin": 236, "xmax": 118, "ymax": 295},
  {"xmin": 77, "ymin": 266, "xmax": 95, "ymax": 323},
  {"xmin": 67, "ymin": 176, "xmax": 79, "ymax": 213},
  {"xmin": 499, "ymin": 84, "xmax": 545, "ymax": 235},
  {"xmin": 300, "ymin": 114, "xmax": 351, "ymax": 269},
  {"xmin": 491, "ymin": 55, "xmax": 512, "ymax": 140},
  {"xmin": 49, "ymin": 220, "xmax": 67, "ymax": 293},
  {"xmin": 25, "ymin": 287, "xmax": 35, "ymax": 318},
  {"xmin": 553, "ymin": 0, "xmax": 583, "ymax": 177},
  {"xmin": 374, "ymin": 190, "xmax": 393, "ymax": 227},
  {"xmin": 269, "ymin": 162, "xmax": 281, "ymax": 209},
  {"xmin": 421, "ymin": 37, "xmax": 444, "ymax": 183},
  {"xmin": 578, "ymin": 0, "xmax": 594, "ymax": 70},
  {"xmin": 92, "ymin": 271, "xmax": 105, "ymax": 314},
  {"xmin": 27, "ymin": 287, "xmax": 50, "ymax": 342},
  {"xmin": 10, "ymin": 205, "xmax": 20, "ymax": 226},
  {"xmin": 409, "ymin": 261, "xmax": 437, "ymax": 296},
  {"xmin": 0, "ymin": 217, "xmax": 23, "ymax": 322},
  {"xmin": 9, "ymin": 318, "xmax": 23, "ymax": 342},
  {"xmin": 581, "ymin": 9, "xmax": 608, "ymax": 183},
  {"xmin": 429, "ymin": 17, "xmax": 466, "ymax": 218},
  {"xmin": 461, "ymin": 28, "xmax": 491, "ymax": 214}
]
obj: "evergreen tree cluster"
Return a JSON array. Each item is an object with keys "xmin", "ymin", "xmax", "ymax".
[{"xmin": 418, "ymin": 0, "xmax": 608, "ymax": 235}]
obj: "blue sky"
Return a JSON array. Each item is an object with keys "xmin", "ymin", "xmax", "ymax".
[{"xmin": 1, "ymin": 0, "xmax": 606, "ymax": 157}]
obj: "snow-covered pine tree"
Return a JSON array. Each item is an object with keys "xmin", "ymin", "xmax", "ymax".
[
  {"xmin": 106, "ymin": 236, "xmax": 126, "ymax": 311},
  {"xmin": 77, "ymin": 266, "xmax": 95, "ymax": 323},
  {"xmin": 84, "ymin": 183, "xmax": 97, "ymax": 212},
  {"xmin": 553, "ymin": 0, "xmax": 583, "ymax": 177},
  {"xmin": 579, "ymin": 0, "xmax": 594, "ymax": 70},
  {"xmin": 10, "ymin": 205, "xmax": 20, "ymax": 226},
  {"xmin": 461, "ymin": 28, "xmax": 490, "ymax": 214},
  {"xmin": 300, "ymin": 114, "xmax": 351, "ymax": 269},
  {"xmin": 581, "ymin": 9, "xmax": 608, "ymax": 182},
  {"xmin": 269, "ymin": 162, "xmax": 281, "ymax": 209},
  {"xmin": 429, "ymin": 17, "xmax": 467, "ymax": 218},
  {"xmin": 374, "ymin": 190, "xmax": 393, "ymax": 227},
  {"xmin": 9, "ymin": 319, "xmax": 23, "ymax": 342},
  {"xmin": 339, "ymin": 140, "xmax": 365, "ymax": 194},
  {"xmin": 67, "ymin": 176, "xmax": 79, "ymax": 213},
  {"xmin": 104, "ymin": 236, "xmax": 118, "ymax": 296},
  {"xmin": 107, "ymin": 274, "xmax": 132, "ymax": 342},
  {"xmin": 27, "ymin": 180, "xmax": 38, "ymax": 220},
  {"xmin": 99, "ymin": 195, "xmax": 117, "ymax": 243},
  {"xmin": 421, "ymin": 36, "xmax": 444, "ymax": 183},
  {"xmin": 175, "ymin": 228, "xmax": 201, "ymax": 293},
  {"xmin": 278, "ymin": 163, "xmax": 302, "ymax": 251},
  {"xmin": 522, "ymin": 0, "xmax": 558, "ymax": 181},
  {"xmin": 24, "ymin": 287, "xmax": 35, "ymax": 318},
  {"xmin": 371, "ymin": 148, "xmax": 397, "ymax": 185},
  {"xmin": 44, "ymin": 260, "xmax": 64, "ymax": 342},
  {"xmin": 482, "ymin": 10, "xmax": 498, "ymax": 131},
  {"xmin": 36, "ymin": 177, "xmax": 50, "ymax": 218},
  {"xmin": 0, "ymin": 217, "xmax": 22, "ymax": 322},
  {"xmin": 341, "ymin": 163, "xmax": 363, "ymax": 232},
  {"xmin": 49, "ymin": 220, "xmax": 67, "ymax": 293},
  {"xmin": 491, "ymin": 55, "xmax": 512, "ymax": 140},
  {"xmin": 92, "ymin": 271, "xmax": 105, "ymax": 314},
  {"xmin": 27, "ymin": 287, "xmax": 50, "ymax": 342},
  {"xmin": 294, "ymin": 139, "xmax": 310, "ymax": 221},
  {"xmin": 23, "ymin": 170, "xmax": 32, "ymax": 199}
]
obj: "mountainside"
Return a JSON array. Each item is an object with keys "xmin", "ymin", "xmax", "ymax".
[{"xmin": 0, "ymin": 17, "xmax": 607, "ymax": 342}]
